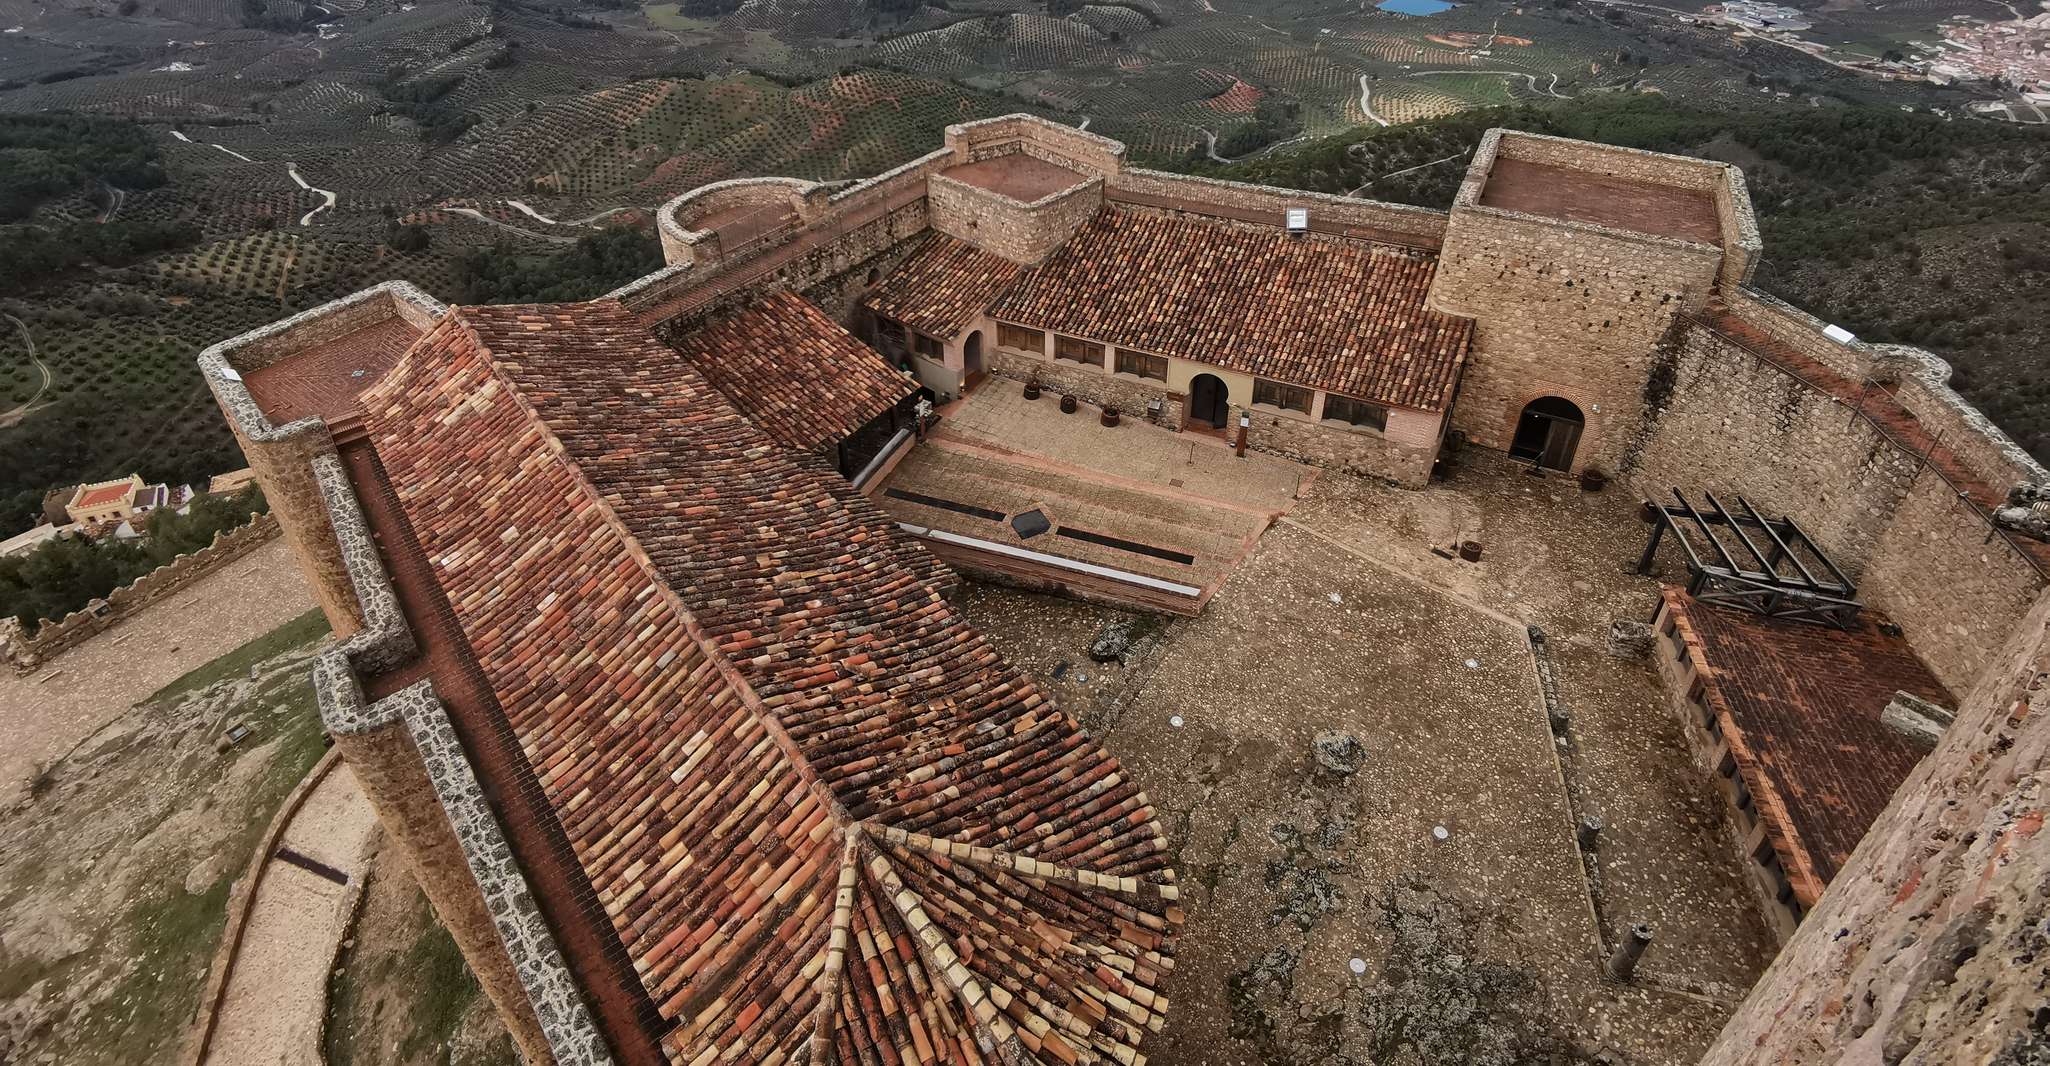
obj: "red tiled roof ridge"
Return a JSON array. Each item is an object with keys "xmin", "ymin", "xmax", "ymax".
[
  {"xmin": 374, "ymin": 302, "xmax": 861, "ymax": 827},
  {"xmin": 986, "ymin": 207, "xmax": 1473, "ymax": 411},
  {"xmin": 360, "ymin": 300, "xmax": 1183, "ymax": 1064}
]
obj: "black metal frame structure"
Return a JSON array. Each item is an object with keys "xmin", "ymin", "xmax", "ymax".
[{"xmin": 1638, "ymin": 489, "xmax": 1863, "ymax": 629}]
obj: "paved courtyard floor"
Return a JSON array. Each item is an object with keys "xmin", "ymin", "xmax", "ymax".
[
  {"xmin": 956, "ymin": 448, "xmax": 1777, "ymax": 1064},
  {"xmin": 0, "ymin": 536, "xmax": 315, "ymax": 797},
  {"xmin": 877, "ymin": 387, "xmax": 1314, "ymax": 601}
]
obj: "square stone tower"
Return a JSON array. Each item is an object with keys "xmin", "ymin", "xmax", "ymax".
[{"xmin": 1427, "ymin": 130, "xmax": 1761, "ymax": 475}]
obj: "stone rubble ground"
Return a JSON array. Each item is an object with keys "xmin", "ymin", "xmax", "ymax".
[
  {"xmin": 959, "ymin": 450, "xmax": 1778, "ymax": 1065},
  {"xmin": 0, "ymin": 609, "xmax": 328, "ymax": 1066}
]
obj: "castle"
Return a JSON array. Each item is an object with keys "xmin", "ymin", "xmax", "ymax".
[{"xmin": 202, "ymin": 115, "xmax": 2049, "ymax": 1064}]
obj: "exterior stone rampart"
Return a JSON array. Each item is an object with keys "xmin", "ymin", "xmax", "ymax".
[
  {"xmin": 1492, "ymin": 127, "xmax": 1728, "ymax": 191},
  {"xmin": 1720, "ymin": 286, "xmax": 1876, "ymax": 383},
  {"xmin": 1880, "ymin": 343, "xmax": 2050, "ymax": 496},
  {"xmin": 930, "ymin": 171, "xmax": 1102, "ymax": 264},
  {"xmin": 1703, "ymin": 587, "xmax": 2050, "ymax": 1065},
  {"xmin": 0, "ymin": 512, "xmax": 279, "ymax": 674}
]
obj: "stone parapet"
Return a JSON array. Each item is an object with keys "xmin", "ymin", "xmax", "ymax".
[
  {"xmin": 1109, "ymin": 168, "xmax": 1448, "ymax": 248},
  {"xmin": 945, "ymin": 114, "xmax": 1126, "ymax": 176},
  {"xmin": 1, "ymin": 512, "xmax": 280, "ymax": 674},
  {"xmin": 930, "ymin": 170, "xmax": 1102, "ymax": 264}
]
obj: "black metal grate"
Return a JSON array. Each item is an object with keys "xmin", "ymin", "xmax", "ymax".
[
  {"xmin": 1056, "ymin": 526, "xmax": 1196, "ymax": 565},
  {"xmin": 884, "ymin": 488, "xmax": 1005, "ymax": 522}
]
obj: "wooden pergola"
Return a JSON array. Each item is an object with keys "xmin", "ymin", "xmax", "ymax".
[{"xmin": 1638, "ymin": 489, "xmax": 1862, "ymax": 629}]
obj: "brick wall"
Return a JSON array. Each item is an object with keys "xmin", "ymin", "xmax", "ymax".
[
  {"xmin": 929, "ymin": 173, "xmax": 1102, "ymax": 265},
  {"xmin": 1702, "ymin": 587, "xmax": 2050, "ymax": 1065},
  {"xmin": 1, "ymin": 513, "xmax": 280, "ymax": 674}
]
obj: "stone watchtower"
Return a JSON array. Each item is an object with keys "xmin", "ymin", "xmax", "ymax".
[{"xmin": 1426, "ymin": 130, "xmax": 1761, "ymax": 475}]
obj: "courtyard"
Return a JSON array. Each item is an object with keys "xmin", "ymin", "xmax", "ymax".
[{"xmin": 947, "ymin": 429, "xmax": 1778, "ymax": 1064}]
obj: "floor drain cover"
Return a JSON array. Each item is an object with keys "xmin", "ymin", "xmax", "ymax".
[{"xmin": 1011, "ymin": 508, "xmax": 1051, "ymax": 539}]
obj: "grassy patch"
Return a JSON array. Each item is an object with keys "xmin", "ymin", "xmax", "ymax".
[
  {"xmin": 401, "ymin": 898, "xmax": 485, "ymax": 1063},
  {"xmin": 147, "ymin": 608, "xmax": 330, "ymax": 704},
  {"xmin": 74, "ymin": 876, "xmax": 232, "ymax": 1064}
]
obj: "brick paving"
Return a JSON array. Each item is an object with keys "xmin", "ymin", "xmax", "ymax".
[
  {"xmin": 0, "ymin": 537, "xmax": 315, "ymax": 796},
  {"xmin": 940, "ymin": 155, "xmax": 1088, "ymax": 201},
  {"xmin": 240, "ymin": 317, "xmax": 423, "ymax": 426},
  {"xmin": 1480, "ymin": 158, "xmax": 1722, "ymax": 244}
]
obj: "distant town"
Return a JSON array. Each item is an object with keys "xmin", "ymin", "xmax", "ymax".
[{"xmin": 1698, "ymin": 0, "xmax": 2050, "ymax": 121}]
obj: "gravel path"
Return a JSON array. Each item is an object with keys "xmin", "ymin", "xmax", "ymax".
[
  {"xmin": 0, "ymin": 537, "xmax": 315, "ymax": 796},
  {"xmin": 202, "ymin": 765, "xmax": 379, "ymax": 1066}
]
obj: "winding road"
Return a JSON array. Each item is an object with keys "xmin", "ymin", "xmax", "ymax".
[
  {"xmin": 503, "ymin": 199, "xmax": 639, "ymax": 227},
  {"xmin": 1199, "ymin": 127, "xmax": 1311, "ymax": 165},
  {"xmin": 0, "ymin": 314, "xmax": 52, "ymax": 429},
  {"xmin": 1403, "ymin": 68, "xmax": 1571, "ymax": 98},
  {"xmin": 1357, "ymin": 76, "xmax": 1391, "ymax": 127},
  {"xmin": 170, "ymin": 129, "xmax": 336, "ymax": 226},
  {"xmin": 443, "ymin": 206, "xmax": 578, "ymax": 243}
]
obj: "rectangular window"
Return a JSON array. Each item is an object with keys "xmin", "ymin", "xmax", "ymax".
[
  {"xmin": 1055, "ymin": 335, "xmax": 1103, "ymax": 367},
  {"xmin": 1322, "ymin": 393, "xmax": 1389, "ymax": 431},
  {"xmin": 1253, "ymin": 378, "xmax": 1311, "ymax": 414},
  {"xmin": 1115, "ymin": 348, "xmax": 1168, "ymax": 381},
  {"xmin": 998, "ymin": 322, "xmax": 1044, "ymax": 354},
  {"xmin": 913, "ymin": 332, "xmax": 944, "ymax": 359}
]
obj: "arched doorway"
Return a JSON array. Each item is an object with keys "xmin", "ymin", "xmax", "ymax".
[
  {"xmin": 1510, "ymin": 396, "xmax": 1584, "ymax": 471},
  {"xmin": 963, "ymin": 330, "xmax": 983, "ymax": 374},
  {"xmin": 1189, "ymin": 373, "xmax": 1229, "ymax": 429}
]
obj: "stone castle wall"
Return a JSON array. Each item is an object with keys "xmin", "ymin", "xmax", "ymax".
[
  {"xmin": 1432, "ymin": 206, "xmax": 1721, "ymax": 473},
  {"xmin": 1623, "ymin": 319, "xmax": 2048, "ymax": 694},
  {"xmin": 1623, "ymin": 324, "xmax": 1920, "ymax": 571},
  {"xmin": 1108, "ymin": 168, "xmax": 1449, "ymax": 248},
  {"xmin": 947, "ymin": 115, "xmax": 1126, "ymax": 176},
  {"xmin": 929, "ymin": 173, "xmax": 1102, "ymax": 265},
  {"xmin": 0, "ymin": 512, "xmax": 280, "ymax": 674},
  {"xmin": 1703, "ymin": 588, "xmax": 2050, "ymax": 1065}
]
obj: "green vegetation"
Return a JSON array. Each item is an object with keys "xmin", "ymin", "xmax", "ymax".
[
  {"xmin": 1206, "ymin": 97, "xmax": 2050, "ymax": 455},
  {"xmin": 0, "ymin": 485, "xmax": 270, "ymax": 630},
  {"xmin": 150, "ymin": 607, "xmax": 331, "ymax": 703},
  {"xmin": 402, "ymin": 914, "xmax": 488, "ymax": 1061},
  {"xmin": 0, "ymin": 114, "xmax": 165, "ymax": 222},
  {"xmin": 458, "ymin": 224, "xmax": 664, "ymax": 303}
]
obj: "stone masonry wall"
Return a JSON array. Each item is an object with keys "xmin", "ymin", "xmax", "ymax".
[
  {"xmin": 1431, "ymin": 207, "xmax": 1722, "ymax": 473},
  {"xmin": 986, "ymin": 348, "xmax": 1438, "ymax": 486},
  {"xmin": 329, "ymin": 709, "xmax": 564, "ymax": 1066},
  {"xmin": 929, "ymin": 173, "xmax": 1102, "ymax": 265},
  {"xmin": 988, "ymin": 348, "xmax": 1185, "ymax": 429},
  {"xmin": 1623, "ymin": 321, "xmax": 2046, "ymax": 695},
  {"xmin": 1702, "ymin": 588, "xmax": 2050, "ymax": 1066},
  {"xmin": 1239, "ymin": 403, "xmax": 1438, "ymax": 487},
  {"xmin": 1622, "ymin": 324, "xmax": 1919, "ymax": 572},
  {"xmin": 1107, "ymin": 168, "xmax": 1449, "ymax": 247},
  {"xmin": 0, "ymin": 512, "xmax": 280, "ymax": 674},
  {"xmin": 1863, "ymin": 477, "xmax": 2047, "ymax": 693}
]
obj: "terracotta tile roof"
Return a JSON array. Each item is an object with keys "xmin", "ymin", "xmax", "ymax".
[
  {"xmin": 361, "ymin": 300, "xmax": 1180, "ymax": 1065},
  {"xmin": 863, "ymin": 234, "xmax": 1021, "ymax": 341},
  {"xmin": 987, "ymin": 208, "xmax": 1473, "ymax": 410},
  {"xmin": 1663, "ymin": 589, "xmax": 1951, "ymax": 905},
  {"xmin": 70, "ymin": 481, "xmax": 134, "ymax": 509},
  {"xmin": 667, "ymin": 289, "xmax": 915, "ymax": 453}
]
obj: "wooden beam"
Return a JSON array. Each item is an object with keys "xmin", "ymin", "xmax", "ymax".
[
  {"xmin": 1674, "ymin": 489, "xmax": 1748, "ymax": 577},
  {"xmin": 1779, "ymin": 513, "xmax": 1856, "ymax": 594},
  {"xmin": 1738, "ymin": 495, "xmax": 1823, "ymax": 590},
  {"xmin": 1704, "ymin": 490, "xmax": 1781, "ymax": 580}
]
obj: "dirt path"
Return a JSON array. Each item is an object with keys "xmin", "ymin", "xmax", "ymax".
[
  {"xmin": 443, "ymin": 206, "xmax": 578, "ymax": 243},
  {"xmin": 0, "ymin": 312, "xmax": 52, "ymax": 428},
  {"xmin": 200, "ymin": 764, "xmax": 379, "ymax": 1066},
  {"xmin": 0, "ymin": 536, "xmax": 315, "ymax": 796}
]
